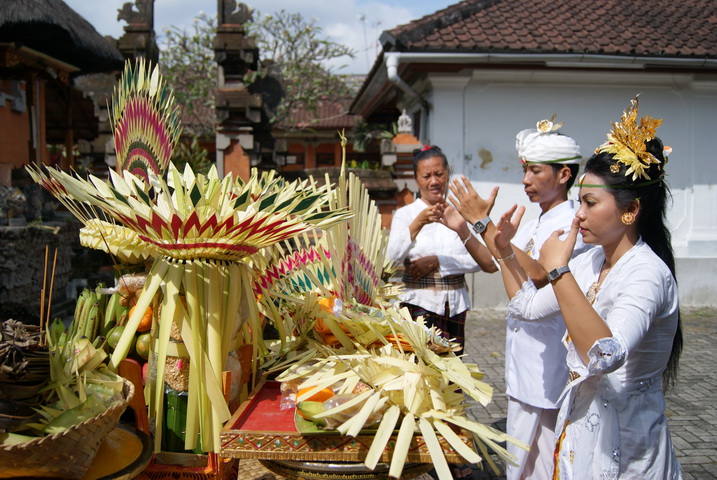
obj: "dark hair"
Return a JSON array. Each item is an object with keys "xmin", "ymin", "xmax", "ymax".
[
  {"xmin": 583, "ymin": 137, "xmax": 682, "ymax": 391},
  {"xmin": 549, "ymin": 163, "xmax": 580, "ymax": 190},
  {"xmin": 412, "ymin": 145, "xmax": 448, "ymax": 176}
]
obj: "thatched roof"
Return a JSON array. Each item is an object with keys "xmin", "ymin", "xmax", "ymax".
[{"xmin": 0, "ymin": 0, "xmax": 123, "ymax": 72}]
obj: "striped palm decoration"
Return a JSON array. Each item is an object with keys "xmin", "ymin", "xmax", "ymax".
[
  {"xmin": 27, "ymin": 165, "xmax": 157, "ymax": 264},
  {"xmin": 27, "ymin": 59, "xmax": 351, "ymax": 454},
  {"xmin": 252, "ymin": 134, "xmax": 400, "ymax": 357},
  {"xmin": 109, "ymin": 58, "xmax": 181, "ymax": 180}
]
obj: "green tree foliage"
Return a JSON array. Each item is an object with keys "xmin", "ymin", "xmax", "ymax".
[
  {"xmin": 352, "ymin": 120, "xmax": 398, "ymax": 152},
  {"xmin": 246, "ymin": 10, "xmax": 356, "ymax": 128},
  {"xmin": 159, "ymin": 12, "xmax": 217, "ymax": 138},
  {"xmin": 171, "ymin": 137, "xmax": 212, "ymax": 175},
  {"xmin": 158, "ymin": 10, "xmax": 355, "ymax": 136}
]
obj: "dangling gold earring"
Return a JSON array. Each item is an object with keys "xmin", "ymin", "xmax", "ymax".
[{"xmin": 621, "ymin": 212, "xmax": 636, "ymax": 225}]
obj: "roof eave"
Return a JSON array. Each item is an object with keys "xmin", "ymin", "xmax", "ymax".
[
  {"xmin": 351, "ymin": 50, "xmax": 717, "ymax": 116},
  {"xmin": 382, "ymin": 50, "xmax": 717, "ymax": 69}
]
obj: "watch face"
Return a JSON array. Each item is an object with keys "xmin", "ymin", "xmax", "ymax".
[
  {"xmin": 472, "ymin": 217, "xmax": 490, "ymax": 234},
  {"xmin": 549, "ymin": 266, "xmax": 569, "ymax": 282}
]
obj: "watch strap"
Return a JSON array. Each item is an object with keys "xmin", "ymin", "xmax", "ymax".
[{"xmin": 548, "ymin": 265, "xmax": 571, "ymax": 282}]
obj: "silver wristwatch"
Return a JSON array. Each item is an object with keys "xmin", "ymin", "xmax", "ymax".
[
  {"xmin": 472, "ymin": 216, "xmax": 491, "ymax": 235},
  {"xmin": 547, "ymin": 265, "xmax": 571, "ymax": 283}
]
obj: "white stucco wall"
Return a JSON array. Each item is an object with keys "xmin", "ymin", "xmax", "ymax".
[{"xmin": 420, "ymin": 68, "xmax": 717, "ymax": 306}]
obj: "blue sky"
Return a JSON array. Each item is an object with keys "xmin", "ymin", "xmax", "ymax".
[{"xmin": 64, "ymin": 0, "xmax": 459, "ymax": 74}]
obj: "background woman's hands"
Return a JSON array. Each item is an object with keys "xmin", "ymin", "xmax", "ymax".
[
  {"xmin": 537, "ymin": 216, "xmax": 580, "ymax": 272},
  {"xmin": 409, "ymin": 203, "xmax": 446, "ymax": 241},
  {"xmin": 405, "ymin": 255, "xmax": 439, "ymax": 279},
  {"xmin": 419, "ymin": 203, "xmax": 445, "ymax": 224}
]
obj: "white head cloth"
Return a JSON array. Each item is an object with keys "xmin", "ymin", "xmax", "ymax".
[{"xmin": 516, "ymin": 119, "xmax": 581, "ymax": 164}]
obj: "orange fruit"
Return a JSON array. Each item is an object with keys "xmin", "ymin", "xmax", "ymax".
[
  {"xmin": 130, "ymin": 305, "xmax": 153, "ymax": 333},
  {"xmin": 318, "ymin": 296, "xmax": 335, "ymax": 313},
  {"xmin": 297, "ymin": 386, "xmax": 335, "ymax": 403}
]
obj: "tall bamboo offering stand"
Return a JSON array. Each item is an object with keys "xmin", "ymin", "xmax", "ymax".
[
  {"xmin": 223, "ymin": 138, "xmax": 525, "ymax": 480},
  {"xmin": 28, "ymin": 59, "xmax": 351, "ymax": 473}
]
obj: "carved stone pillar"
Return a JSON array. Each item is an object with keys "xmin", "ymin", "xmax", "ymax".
[
  {"xmin": 116, "ymin": 0, "xmax": 159, "ymax": 62},
  {"xmin": 214, "ymin": 0, "xmax": 272, "ymax": 180}
]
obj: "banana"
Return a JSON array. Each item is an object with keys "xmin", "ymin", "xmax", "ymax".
[
  {"xmin": 76, "ymin": 290, "xmax": 96, "ymax": 341},
  {"xmin": 102, "ymin": 293, "xmax": 120, "ymax": 337},
  {"xmin": 70, "ymin": 289, "xmax": 91, "ymax": 341},
  {"xmin": 84, "ymin": 302, "xmax": 99, "ymax": 340},
  {"xmin": 95, "ymin": 283, "xmax": 107, "ymax": 331},
  {"xmin": 48, "ymin": 318, "xmax": 66, "ymax": 347},
  {"xmin": 73, "ymin": 290, "xmax": 86, "ymax": 324}
]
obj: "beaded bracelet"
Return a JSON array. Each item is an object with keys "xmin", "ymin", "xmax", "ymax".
[{"xmin": 495, "ymin": 252, "xmax": 516, "ymax": 262}]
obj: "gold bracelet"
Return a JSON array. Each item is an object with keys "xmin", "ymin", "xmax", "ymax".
[
  {"xmin": 495, "ymin": 252, "xmax": 516, "ymax": 262},
  {"xmin": 461, "ymin": 232, "xmax": 471, "ymax": 245}
]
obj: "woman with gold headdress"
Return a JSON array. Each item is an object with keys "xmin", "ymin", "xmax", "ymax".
[{"xmin": 453, "ymin": 97, "xmax": 682, "ymax": 478}]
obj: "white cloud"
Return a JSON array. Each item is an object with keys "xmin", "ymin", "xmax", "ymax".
[{"xmin": 64, "ymin": 0, "xmax": 452, "ymax": 73}]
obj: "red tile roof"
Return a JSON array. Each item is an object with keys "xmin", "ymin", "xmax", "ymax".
[
  {"xmin": 279, "ymin": 97, "xmax": 361, "ymax": 130},
  {"xmin": 382, "ymin": 0, "xmax": 717, "ymax": 58}
]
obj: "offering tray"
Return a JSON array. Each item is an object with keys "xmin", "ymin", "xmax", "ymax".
[{"xmin": 220, "ymin": 378, "xmax": 473, "ymax": 463}]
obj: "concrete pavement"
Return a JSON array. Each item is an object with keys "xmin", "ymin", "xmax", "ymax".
[
  {"xmin": 240, "ymin": 306, "xmax": 717, "ymax": 479},
  {"xmin": 461, "ymin": 306, "xmax": 717, "ymax": 480}
]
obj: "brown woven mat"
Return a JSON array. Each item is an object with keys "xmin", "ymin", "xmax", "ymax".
[
  {"xmin": 237, "ymin": 458, "xmax": 436, "ymax": 480},
  {"xmin": 238, "ymin": 458, "xmax": 279, "ymax": 480}
]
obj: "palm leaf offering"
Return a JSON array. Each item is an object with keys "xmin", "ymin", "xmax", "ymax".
[
  {"xmin": 252, "ymin": 136, "xmax": 523, "ymax": 479},
  {"xmin": 276, "ymin": 307, "xmax": 521, "ymax": 480},
  {"xmin": 109, "ymin": 58, "xmax": 182, "ymax": 180},
  {"xmin": 25, "ymin": 167, "xmax": 156, "ymax": 265},
  {"xmin": 27, "ymin": 59, "xmax": 352, "ymax": 454},
  {"xmin": 252, "ymin": 134, "xmax": 400, "ymax": 361},
  {"xmin": 26, "ymin": 58, "xmax": 519, "ymax": 476},
  {"xmin": 27, "ymin": 161, "xmax": 351, "ymax": 453},
  {"xmin": 28, "ymin": 315, "xmax": 126, "ymax": 436}
]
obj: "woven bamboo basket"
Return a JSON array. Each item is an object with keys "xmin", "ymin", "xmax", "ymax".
[{"xmin": 0, "ymin": 378, "xmax": 134, "ymax": 479}]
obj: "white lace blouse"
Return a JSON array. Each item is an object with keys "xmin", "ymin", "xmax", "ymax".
[{"xmin": 509, "ymin": 240, "xmax": 682, "ymax": 479}]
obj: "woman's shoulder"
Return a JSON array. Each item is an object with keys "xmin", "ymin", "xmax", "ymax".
[
  {"xmin": 626, "ymin": 242, "xmax": 674, "ymax": 278},
  {"xmin": 609, "ymin": 243, "xmax": 677, "ymax": 305}
]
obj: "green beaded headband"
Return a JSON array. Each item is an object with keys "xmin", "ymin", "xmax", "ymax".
[{"xmin": 577, "ymin": 173, "xmax": 664, "ymax": 189}]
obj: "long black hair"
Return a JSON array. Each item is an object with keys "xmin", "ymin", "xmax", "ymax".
[{"xmin": 584, "ymin": 137, "xmax": 682, "ymax": 391}]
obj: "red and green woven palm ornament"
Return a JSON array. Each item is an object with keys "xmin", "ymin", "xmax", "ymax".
[
  {"xmin": 109, "ymin": 58, "xmax": 181, "ymax": 180},
  {"xmin": 252, "ymin": 133, "xmax": 399, "ymax": 356}
]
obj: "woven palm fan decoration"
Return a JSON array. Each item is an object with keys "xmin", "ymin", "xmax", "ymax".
[
  {"xmin": 27, "ymin": 170, "xmax": 158, "ymax": 265},
  {"xmin": 27, "ymin": 59, "xmax": 351, "ymax": 454},
  {"xmin": 253, "ymin": 134, "xmax": 522, "ymax": 480},
  {"xmin": 110, "ymin": 57, "xmax": 181, "ymax": 180},
  {"xmin": 27, "ymin": 59, "xmax": 182, "ymax": 266},
  {"xmin": 252, "ymin": 132, "xmax": 400, "ymax": 356}
]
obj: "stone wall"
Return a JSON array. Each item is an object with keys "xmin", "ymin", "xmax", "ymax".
[{"xmin": 0, "ymin": 222, "xmax": 78, "ymax": 320}]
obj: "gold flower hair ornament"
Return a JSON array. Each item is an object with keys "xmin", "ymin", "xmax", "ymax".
[
  {"xmin": 598, "ymin": 96, "xmax": 663, "ymax": 181},
  {"xmin": 536, "ymin": 114, "xmax": 563, "ymax": 133}
]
